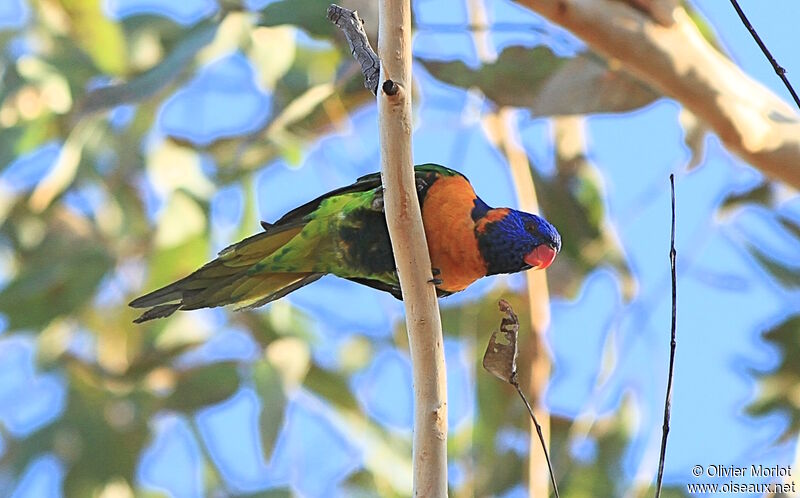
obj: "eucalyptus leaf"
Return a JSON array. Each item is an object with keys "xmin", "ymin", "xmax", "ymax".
[
  {"xmin": 260, "ymin": 0, "xmax": 335, "ymax": 38},
  {"xmin": 421, "ymin": 46, "xmax": 565, "ymax": 109},
  {"xmin": 748, "ymin": 314, "xmax": 800, "ymax": 441},
  {"xmin": 238, "ymin": 489, "xmax": 293, "ymax": 498},
  {"xmin": 259, "ymin": 0, "xmax": 378, "ymax": 41},
  {"xmin": 531, "ymin": 144, "xmax": 635, "ymax": 299},
  {"xmin": 778, "ymin": 214, "xmax": 800, "ymax": 241},
  {"xmin": 164, "ymin": 362, "xmax": 240, "ymax": 412},
  {"xmin": 720, "ymin": 182, "xmax": 775, "ymax": 213},
  {"xmin": 745, "ymin": 244, "xmax": 800, "ymax": 288},
  {"xmin": 531, "ymin": 53, "xmax": 659, "ymax": 115},
  {"xmin": 304, "ymin": 364, "xmax": 360, "ymax": 411},
  {"xmin": 253, "ymin": 359, "xmax": 287, "ymax": 458},
  {"xmin": 421, "ymin": 46, "xmax": 659, "ymax": 116}
]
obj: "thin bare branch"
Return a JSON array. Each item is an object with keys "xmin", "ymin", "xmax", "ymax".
[
  {"xmin": 655, "ymin": 174, "xmax": 677, "ymax": 498},
  {"xmin": 327, "ymin": 4, "xmax": 380, "ymax": 95},
  {"xmin": 511, "ymin": 379, "xmax": 560, "ymax": 498},
  {"xmin": 728, "ymin": 0, "xmax": 800, "ymax": 111}
]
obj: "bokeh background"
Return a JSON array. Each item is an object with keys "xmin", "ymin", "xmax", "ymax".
[{"xmin": 0, "ymin": 0, "xmax": 799, "ymax": 496}]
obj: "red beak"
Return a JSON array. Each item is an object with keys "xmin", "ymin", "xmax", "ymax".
[{"xmin": 524, "ymin": 244, "xmax": 558, "ymax": 270}]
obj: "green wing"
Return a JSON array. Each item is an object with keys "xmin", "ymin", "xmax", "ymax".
[
  {"xmin": 130, "ymin": 164, "xmax": 458, "ymax": 321},
  {"xmin": 271, "ymin": 163, "xmax": 459, "ymax": 228},
  {"xmin": 248, "ymin": 163, "xmax": 460, "ymax": 294}
]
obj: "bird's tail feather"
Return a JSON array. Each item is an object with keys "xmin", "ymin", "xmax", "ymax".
[{"xmin": 130, "ymin": 225, "xmax": 318, "ymax": 323}]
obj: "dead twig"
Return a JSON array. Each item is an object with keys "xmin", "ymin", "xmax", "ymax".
[{"xmin": 326, "ymin": 4, "xmax": 381, "ymax": 95}]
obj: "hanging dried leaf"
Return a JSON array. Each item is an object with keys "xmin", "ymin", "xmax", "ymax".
[{"xmin": 482, "ymin": 299, "xmax": 520, "ymax": 384}]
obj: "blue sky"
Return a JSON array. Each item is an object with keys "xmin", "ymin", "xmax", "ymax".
[{"xmin": 2, "ymin": 0, "xmax": 800, "ymax": 497}]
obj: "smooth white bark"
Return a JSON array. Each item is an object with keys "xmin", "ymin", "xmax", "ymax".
[{"xmin": 377, "ymin": 1, "xmax": 448, "ymax": 496}]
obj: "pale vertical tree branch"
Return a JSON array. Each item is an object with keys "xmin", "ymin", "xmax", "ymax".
[
  {"xmin": 515, "ymin": 0, "xmax": 800, "ymax": 190},
  {"xmin": 483, "ymin": 108, "xmax": 555, "ymax": 497},
  {"xmin": 466, "ymin": 0, "xmax": 497, "ymax": 63},
  {"xmin": 328, "ymin": 4, "xmax": 448, "ymax": 494},
  {"xmin": 377, "ymin": 1, "xmax": 449, "ymax": 497},
  {"xmin": 327, "ymin": 4, "xmax": 448, "ymax": 492}
]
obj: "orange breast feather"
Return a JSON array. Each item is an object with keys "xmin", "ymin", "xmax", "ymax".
[{"xmin": 421, "ymin": 175, "xmax": 488, "ymax": 292}]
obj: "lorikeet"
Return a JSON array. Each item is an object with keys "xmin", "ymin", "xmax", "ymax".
[{"xmin": 130, "ymin": 164, "xmax": 561, "ymax": 323}]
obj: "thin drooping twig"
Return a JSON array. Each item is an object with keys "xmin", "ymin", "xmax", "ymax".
[
  {"xmin": 483, "ymin": 300, "xmax": 559, "ymax": 498},
  {"xmin": 655, "ymin": 174, "xmax": 677, "ymax": 498},
  {"xmin": 511, "ymin": 376, "xmax": 559, "ymax": 498},
  {"xmin": 728, "ymin": 0, "xmax": 800, "ymax": 111},
  {"xmin": 326, "ymin": 5, "xmax": 380, "ymax": 95},
  {"xmin": 329, "ymin": 2, "xmax": 450, "ymax": 496}
]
